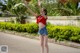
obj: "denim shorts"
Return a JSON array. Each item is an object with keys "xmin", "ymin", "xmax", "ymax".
[{"xmin": 38, "ymin": 27, "xmax": 48, "ymax": 35}]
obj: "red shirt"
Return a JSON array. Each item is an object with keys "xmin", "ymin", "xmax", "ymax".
[{"xmin": 36, "ymin": 15, "xmax": 47, "ymax": 25}]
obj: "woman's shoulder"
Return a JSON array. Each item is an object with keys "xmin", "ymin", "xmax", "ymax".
[
  {"xmin": 36, "ymin": 15, "xmax": 48, "ymax": 19},
  {"xmin": 42, "ymin": 15, "xmax": 48, "ymax": 19},
  {"xmin": 36, "ymin": 15, "xmax": 42, "ymax": 18}
]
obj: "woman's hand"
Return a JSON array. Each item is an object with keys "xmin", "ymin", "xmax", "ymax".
[{"xmin": 38, "ymin": 0, "xmax": 41, "ymax": 7}]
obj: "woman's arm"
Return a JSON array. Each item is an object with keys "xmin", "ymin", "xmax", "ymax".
[
  {"xmin": 23, "ymin": 0, "xmax": 38, "ymax": 17},
  {"xmin": 38, "ymin": 0, "xmax": 48, "ymax": 19},
  {"xmin": 38, "ymin": 0, "xmax": 42, "ymax": 14},
  {"xmin": 27, "ymin": 6, "xmax": 38, "ymax": 17}
]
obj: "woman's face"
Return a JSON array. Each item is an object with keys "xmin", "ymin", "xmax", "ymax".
[{"xmin": 41, "ymin": 8, "xmax": 45, "ymax": 15}]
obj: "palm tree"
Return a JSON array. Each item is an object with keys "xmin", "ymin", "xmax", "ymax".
[
  {"xmin": 12, "ymin": 3, "xmax": 27, "ymax": 24},
  {"xmin": 6, "ymin": 0, "xmax": 27, "ymax": 24},
  {"xmin": 6, "ymin": 0, "xmax": 22, "ymax": 14}
]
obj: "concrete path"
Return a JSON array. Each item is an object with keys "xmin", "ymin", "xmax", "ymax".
[{"xmin": 0, "ymin": 32, "xmax": 80, "ymax": 53}]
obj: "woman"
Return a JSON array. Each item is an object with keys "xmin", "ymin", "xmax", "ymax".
[{"xmin": 23, "ymin": 0, "xmax": 49, "ymax": 53}]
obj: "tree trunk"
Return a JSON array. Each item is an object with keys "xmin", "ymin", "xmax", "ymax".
[
  {"xmin": 20, "ymin": 16, "xmax": 26, "ymax": 24},
  {"xmin": 21, "ymin": 19, "xmax": 26, "ymax": 24}
]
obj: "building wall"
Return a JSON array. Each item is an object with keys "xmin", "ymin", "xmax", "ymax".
[
  {"xmin": 28, "ymin": 16, "xmax": 80, "ymax": 26},
  {"xmin": 0, "ymin": 16, "xmax": 80, "ymax": 26}
]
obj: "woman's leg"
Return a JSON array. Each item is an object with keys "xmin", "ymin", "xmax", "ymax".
[
  {"xmin": 40, "ymin": 35, "xmax": 44, "ymax": 53},
  {"xmin": 44, "ymin": 36, "xmax": 49, "ymax": 53}
]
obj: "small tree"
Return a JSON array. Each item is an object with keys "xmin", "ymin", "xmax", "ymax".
[{"xmin": 12, "ymin": 3, "xmax": 27, "ymax": 24}]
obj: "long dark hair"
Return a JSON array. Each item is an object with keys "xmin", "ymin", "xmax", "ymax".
[{"xmin": 43, "ymin": 8, "xmax": 47, "ymax": 15}]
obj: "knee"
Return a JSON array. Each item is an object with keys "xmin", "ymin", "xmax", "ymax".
[
  {"xmin": 45, "ymin": 44, "xmax": 48, "ymax": 47},
  {"xmin": 41, "ymin": 43, "xmax": 44, "ymax": 47}
]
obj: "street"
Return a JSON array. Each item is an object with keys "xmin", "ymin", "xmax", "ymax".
[{"xmin": 0, "ymin": 32, "xmax": 80, "ymax": 53}]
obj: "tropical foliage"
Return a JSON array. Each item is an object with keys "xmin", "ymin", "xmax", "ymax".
[
  {"xmin": 28, "ymin": 0, "xmax": 80, "ymax": 16},
  {"xmin": 6, "ymin": 0, "xmax": 28, "ymax": 24},
  {"xmin": 0, "ymin": 0, "xmax": 7, "ymax": 16},
  {"xmin": 57, "ymin": 0, "xmax": 80, "ymax": 16},
  {"xmin": 12, "ymin": 3, "xmax": 27, "ymax": 24},
  {"xmin": 0, "ymin": 0, "xmax": 80, "ymax": 16}
]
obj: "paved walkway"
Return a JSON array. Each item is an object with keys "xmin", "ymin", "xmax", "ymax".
[{"xmin": 0, "ymin": 32, "xmax": 80, "ymax": 53}]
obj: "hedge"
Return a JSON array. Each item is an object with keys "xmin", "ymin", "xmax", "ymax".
[
  {"xmin": 0, "ymin": 22, "xmax": 38, "ymax": 33},
  {"xmin": 0, "ymin": 22, "xmax": 80, "ymax": 43},
  {"xmin": 47, "ymin": 25, "xmax": 80, "ymax": 42}
]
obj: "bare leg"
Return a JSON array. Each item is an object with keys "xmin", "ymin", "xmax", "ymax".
[
  {"xmin": 40, "ymin": 35, "xmax": 44, "ymax": 53},
  {"xmin": 44, "ymin": 36, "xmax": 49, "ymax": 53}
]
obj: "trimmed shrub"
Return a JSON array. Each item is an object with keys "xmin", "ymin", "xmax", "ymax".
[{"xmin": 0, "ymin": 22, "xmax": 80, "ymax": 43}]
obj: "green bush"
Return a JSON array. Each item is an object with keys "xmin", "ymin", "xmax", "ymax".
[
  {"xmin": 47, "ymin": 25, "xmax": 80, "ymax": 43},
  {"xmin": 0, "ymin": 22, "xmax": 38, "ymax": 33},
  {"xmin": 0, "ymin": 22, "xmax": 80, "ymax": 43}
]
